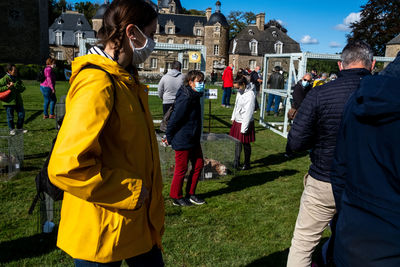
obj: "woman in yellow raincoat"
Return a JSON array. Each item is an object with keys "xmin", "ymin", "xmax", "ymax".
[{"xmin": 48, "ymin": 0, "xmax": 164, "ymax": 265}]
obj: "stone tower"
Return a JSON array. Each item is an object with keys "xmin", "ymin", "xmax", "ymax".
[
  {"xmin": 92, "ymin": 0, "xmax": 109, "ymax": 35},
  {"xmin": 204, "ymin": 1, "xmax": 229, "ymax": 74}
]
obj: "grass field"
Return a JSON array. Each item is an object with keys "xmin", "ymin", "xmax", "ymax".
[{"xmin": 0, "ymin": 80, "xmax": 328, "ymax": 266}]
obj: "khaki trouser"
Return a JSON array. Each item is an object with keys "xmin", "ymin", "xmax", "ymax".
[{"xmin": 287, "ymin": 174, "xmax": 336, "ymax": 267}]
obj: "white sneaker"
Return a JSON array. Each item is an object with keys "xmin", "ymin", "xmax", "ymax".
[
  {"xmin": 9, "ymin": 129, "xmax": 16, "ymax": 135},
  {"xmin": 18, "ymin": 129, "xmax": 28, "ymax": 134}
]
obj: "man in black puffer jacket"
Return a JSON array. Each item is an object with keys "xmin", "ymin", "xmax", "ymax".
[{"xmin": 286, "ymin": 41, "xmax": 375, "ymax": 267}]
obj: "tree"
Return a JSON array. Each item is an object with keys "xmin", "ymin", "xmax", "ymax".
[
  {"xmin": 48, "ymin": 0, "xmax": 73, "ymax": 25},
  {"xmin": 348, "ymin": 0, "xmax": 400, "ymax": 56},
  {"xmin": 227, "ymin": 11, "xmax": 256, "ymax": 39},
  {"xmin": 74, "ymin": 2, "xmax": 101, "ymax": 26},
  {"xmin": 181, "ymin": 8, "xmax": 205, "ymax": 16}
]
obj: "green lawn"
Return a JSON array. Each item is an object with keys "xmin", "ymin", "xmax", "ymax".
[{"xmin": 0, "ymin": 80, "xmax": 328, "ymax": 266}]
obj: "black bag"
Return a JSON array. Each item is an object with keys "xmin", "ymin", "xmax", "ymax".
[
  {"xmin": 36, "ymin": 68, "xmax": 46, "ymax": 83},
  {"xmin": 160, "ymin": 103, "xmax": 174, "ymax": 132},
  {"xmin": 28, "ymin": 64, "xmax": 115, "ymax": 214}
]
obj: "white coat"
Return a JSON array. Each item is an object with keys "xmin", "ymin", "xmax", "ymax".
[{"xmin": 231, "ymin": 83, "xmax": 256, "ymax": 133}]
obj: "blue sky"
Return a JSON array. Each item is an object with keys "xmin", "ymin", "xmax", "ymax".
[{"xmin": 72, "ymin": 0, "xmax": 368, "ymax": 53}]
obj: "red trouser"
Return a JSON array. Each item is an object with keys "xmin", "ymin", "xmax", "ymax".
[{"xmin": 170, "ymin": 145, "xmax": 204, "ymax": 199}]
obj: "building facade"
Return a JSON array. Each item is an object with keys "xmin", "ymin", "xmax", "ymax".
[
  {"xmin": 385, "ymin": 34, "xmax": 400, "ymax": 58},
  {"xmin": 229, "ymin": 13, "xmax": 301, "ymax": 74},
  {"xmin": 49, "ymin": 10, "xmax": 95, "ymax": 63},
  {"xmin": 0, "ymin": 0, "xmax": 48, "ymax": 64},
  {"xmin": 92, "ymin": 0, "xmax": 229, "ymax": 75}
]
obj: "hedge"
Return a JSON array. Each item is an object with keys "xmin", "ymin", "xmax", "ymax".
[{"xmin": 0, "ymin": 61, "xmax": 70, "ymax": 81}]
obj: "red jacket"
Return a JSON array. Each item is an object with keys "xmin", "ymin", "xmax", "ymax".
[{"xmin": 222, "ymin": 66, "xmax": 233, "ymax": 87}]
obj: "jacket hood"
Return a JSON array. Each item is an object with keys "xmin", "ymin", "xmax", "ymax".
[
  {"xmin": 352, "ymin": 57, "xmax": 400, "ymax": 125},
  {"xmin": 70, "ymin": 54, "xmax": 134, "ymax": 85},
  {"xmin": 166, "ymin": 69, "xmax": 182, "ymax": 77}
]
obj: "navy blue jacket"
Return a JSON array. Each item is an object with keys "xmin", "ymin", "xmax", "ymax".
[
  {"xmin": 286, "ymin": 68, "xmax": 371, "ymax": 182},
  {"xmin": 331, "ymin": 54, "xmax": 400, "ymax": 267},
  {"xmin": 166, "ymin": 85, "xmax": 203, "ymax": 151}
]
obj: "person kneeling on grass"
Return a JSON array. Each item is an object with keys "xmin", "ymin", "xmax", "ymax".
[
  {"xmin": 0, "ymin": 64, "xmax": 27, "ymax": 135},
  {"xmin": 230, "ymin": 76, "xmax": 256, "ymax": 170},
  {"xmin": 166, "ymin": 70, "xmax": 206, "ymax": 207}
]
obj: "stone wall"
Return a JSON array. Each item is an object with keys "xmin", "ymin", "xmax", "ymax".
[
  {"xmin": 204, "ymin": 24, "xmax": 229, "ymax": 74},
  {"xmin": 50, "ymin": 46, "xmax": 80, "ymax": 64},
  {"xmin": 385, "ymin": 44, "xmax": 400, "ymax": 58},
  {"xmin": 0, "ymin": 0, "xmax": 48, "ymax": 64}
]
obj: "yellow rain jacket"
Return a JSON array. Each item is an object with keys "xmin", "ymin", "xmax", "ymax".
[{"xmin": 48, "ymin": 54, "xmax": 165, "ymax": 263}]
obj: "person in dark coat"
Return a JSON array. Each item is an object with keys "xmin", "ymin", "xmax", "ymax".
[
  {"xmin": 331, "ymin": 52, "xmax": 400, "ymax": 267},
  {"xmin": 250, "ymin": 66, "xmax": 263, "ymax": 111},
  {"xmin": 166, "ymin": 70, "xmax": 205, "ymax": 207},
  {"xmin": 266, "ymin": 66, "xmax": 284, "ymax": 116},
  {"xmin": 291, "ymin": 73, "xmax": 312, "ymax": 110},
  {"xmin": 286, "ymin": 41, "xmax": 375, "ymax": 267}
]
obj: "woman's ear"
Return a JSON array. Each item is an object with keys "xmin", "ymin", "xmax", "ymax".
[{"xmin": 126, "ymin": 24, "xmax": 146, "ymax": 48}]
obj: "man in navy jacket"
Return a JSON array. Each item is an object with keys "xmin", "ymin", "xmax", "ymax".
[
  {"xmin": 331, "ymin": 52, "xmax": 400, "ymax": 267},
  {"xmin": 286, "ymin": 41, "xmax": 375, "ymax": 267}
]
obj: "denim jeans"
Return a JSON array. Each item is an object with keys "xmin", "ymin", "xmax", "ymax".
[
  {"xmin": 222, "ymin": 87, "xmax": 232, "ymax": 106},
  {"xmin": 40, "ymin": 86, "xmax": 57, "ymax": 116},
  {"xmin": 266, "ymin": 93, "xmax": 281, "ymax": 114},
  {"xmin": 74, "ymin": 246, "xmax": 164, "ymax": 267},
  {"xmin": 5, "ymin": 105, "xmax": 25, "ymax": 130}
]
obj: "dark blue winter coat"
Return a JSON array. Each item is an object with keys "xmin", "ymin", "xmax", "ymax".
[
  {"xmin": 166, "ymin": 85, "xmax": 203, "ymax": 151},
  {"xmin": 331, "ymin": 54, "xmax": 400, "ymax": 267},
  {"xmin": 286, "ymin": 68, "xmax": 371, "ymax": 182}
]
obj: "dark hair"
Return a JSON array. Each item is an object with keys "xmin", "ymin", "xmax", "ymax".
[
  {"xmin": 274, "ymin": 66, "xmax": 281, "ymax": 72},
  {"xmin": 6, "ymin": 64, "xmax": 16, "ymax": 72},
  {"xmin": 233, "ymin": 76, "xmax": 248, "ymax": 86},
  {"xmin": 184, "ymin": 70, "xmax": 204, "ymax": 86},
  {"xmin": 98, "ymin": 0, "xmax": 158, "ymax": 61},
  {"xmin": 171, "ymin": 61, "xmax": 181, "ymax": 71},
  {"xmin": 46, "ymin": 57, "xmax": 56, "ymax": 66},
  {"xmin": 341, "ymin": 40, "xmax": 373, "ymax": 69}
]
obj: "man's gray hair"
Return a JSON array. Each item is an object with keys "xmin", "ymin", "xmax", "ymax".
[{"xmin": 340, "ymin": 40, "xmax": 374, "ymax": 69}]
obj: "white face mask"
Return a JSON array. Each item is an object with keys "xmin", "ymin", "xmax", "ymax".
[{"xmin": 129, "ymin": 25, "xmax": 156, "ymax": 65}]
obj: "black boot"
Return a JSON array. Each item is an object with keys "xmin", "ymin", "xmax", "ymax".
[{"xmin": 242, "ymin": 143, "xmax": 251, "ymax": 170}]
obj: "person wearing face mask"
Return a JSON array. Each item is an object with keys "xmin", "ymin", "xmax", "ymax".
[
  {"xmin": 0, "ymin": 64, "xmax": 27, "ymax": 135},
  {"xmin": 230, "ymin": 76, "xmax": 256, "ymax": 170},
  {"xmin": 40, "ymin": 57, "xmax": 57, "ymax": 119},
  {"xmin": 166, "ymin": 70, "xmax": 206, "ymax": 207},
  {"xmin": 291, "ymin": 73, "xmax": 313, "ymax": 112},
  {"xmin": 48, "ymin": 0, "xmax": 164, "ymax": 266}
]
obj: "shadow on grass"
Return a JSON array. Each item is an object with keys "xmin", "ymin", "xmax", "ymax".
[
  {"xmin": 25, "ymin": 152, "xmax": 49, "ymax": 160},
  {"xmin": 198, "ymin": 169, "xmax": 298, "ymax": 199},
  {"xmin": 0, "ymin": 231, "xmax": 57, "ymax": 264},
  {"xmin": 210, "ymin": 115, "xmax": 232, "ymax": 128},
  {"xmin": 246, "ymin": 248, "xmax": 289, "ymax": 266},
  {"xmin": 253, "ymin": 151, "xmax": 308, "ymax": 167},
  {"xmin": 24, "ymin": 110, "xmax": 44, "ymax": 125}
]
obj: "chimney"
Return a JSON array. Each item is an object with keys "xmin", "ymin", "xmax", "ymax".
[
  {"xmin": 256, "ymin": 13, "xmax": 265, "ymax": 31},
  {"xmin": 206, "ymin": 7, "xmax": 212, "ymax": 21}
]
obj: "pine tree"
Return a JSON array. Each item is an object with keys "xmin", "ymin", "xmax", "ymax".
[{"xmin": 348, "ymin": 0, "xmax": 400, "ymax": 56}]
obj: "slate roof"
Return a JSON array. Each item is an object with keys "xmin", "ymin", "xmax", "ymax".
[
  {"xmin": 49, "ymin": 12, "xmax": 95, "ymax": 46},
  {"xmin": 158, "ymin": 13, "xmax": 207, "ymax": 36},
  {"xmin": 388, "ymin": 34, "xmax": 400, "ymax": 45},
  {"xmin": 206, "ymin": 12, "xmax": 228, "ymax": 27},
  {"xmin": 158, "ymin": 0, "xmax": 183, "ymax": 13},
  {"xmin": 93, "ymin": 3, "xmax": 109, "ymax": 19},
  {"xmin": 229, "ymin": 25, "xmax": 301, "ymax": 56}
]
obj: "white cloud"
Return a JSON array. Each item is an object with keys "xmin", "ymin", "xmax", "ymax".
[
  {"xmin": 329, "ymin": 41, "xmax": 341, "ymax": 48},
  {"xmin": 276, "ymin": 19, "xmax": 286, "ymax": 26},
  {"xmin": 300, "ymin": 35, "xmax": 319, "ymax": 45},
  {"xmin": 335, "ymin": 12, "xmax": 361, "ymax": 32}
]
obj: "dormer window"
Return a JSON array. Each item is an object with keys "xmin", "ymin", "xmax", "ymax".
[
  {"xmin": 167, "ymin": 27, "xmax": 174, "ymax": 34},
  {"xmin": 58, "ymin": 19, "xmax": 63, "ymax": 25},
  {"xmin": 248, "ymin": 29, "xmax": 255, "ymax": 35},
  {"xmin": 272, "ymin": 31, "xmax": 278, "ymax": 38},
  {"xmin": 215, "ymin": 26, "xmax": 220, "ymax": 32},
  {"xmin": 196, "ymin": 29, "xmax": 202, "ymax": 36},
  {"xmin": 77, "ymin": 18, "xmax": 82, "ymax": 26},
  {"xmin": 55, "ymin": 31, "xmax": 62, "ymax": 45},
  {"xmin": 274, "ymin": 41, "xmax": 283, "ymax": 54},
  {"xmin": 249, "ymin": 39, "xmax": 258, "ymax": 56},
  {"xmin": 165, "ymin": 20, "xmax": 175, "ymax": 35},
  {"xmin": 232, "ymin": 39, "xmax": 237, "ymax": 54}
]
